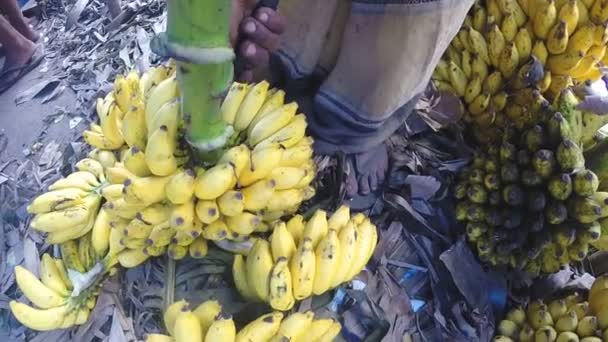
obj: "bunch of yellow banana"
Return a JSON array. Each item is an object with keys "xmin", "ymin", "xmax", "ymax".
[
  {"xmin": 27, "ymin": 158, "xmax": 105, "ymax": 244},
  {"xmin": 147, "ymin": 299, "xmax": 341, "ymax": 342},
  {"xmin": 83, "ymin": 64, "xmax": 176, "ymax": 153},
  {"xmin": 232, "ymin": 206, "xmax": 377, "ymax": 310},
  {"xmin": 9, "ymin": 251, "xmax": 102, "ymax": 331},
  {"xmin": 493, "ymin": 275, "xmax": 608, "ymax": 341},
  {"xmin": 432, "ymin": 0, "xmax": 608, "ymax": 135}
]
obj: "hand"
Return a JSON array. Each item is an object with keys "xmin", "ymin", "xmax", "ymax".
[{"xmin": 230, "ymin": 0, "xmax": 285, "ymax": 81}]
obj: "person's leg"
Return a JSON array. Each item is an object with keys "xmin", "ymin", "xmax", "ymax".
[
  {"xmin": 309, "ymin": 0, "xmax": 475, "ymax": 196},
  {"xmin": 0, "ymin": 14, "xmax": 36, "ymax": 71},
  {"xmin": 0, "ymin": 0, "xmax": 38, "ymax": 42}
]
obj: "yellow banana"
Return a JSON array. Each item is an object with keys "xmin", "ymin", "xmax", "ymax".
[
  {"xmin": 225, "ymin": 212, "xmax": 261, "ymax": 235},
  {"xmin": 471, "ymin": 54, "xmax": 489, "ymax": 82},
  {"xmin": 124, "ymin": 219, "xmax": 153, "ymax": 239},
  {"xmin": 143, "ymin": 245, "xmax": 167, "ymax": 257},
  {"xmin": 145, "ymin": 76, "xmax": 178, "ymax": 128},
  {"xmin": 532, "ymin": 40, "xmax": 550, "ymax": 64},
  {"xmin": 590, "ymin": 0, "xmax": 608, "ymax": 23},
  {"xmin": 233, "ymin": 254, "xmax": 258, "ymax": 301},
  {"xmin": 236, "ymin": 312, "xmax": 283, "ymax": 342},
  {"xmin": 40, "ymin": 254, "xmax": 71, "ymax": 296},
  {"xmin": 234, "ymin": 80, "xmax": 270, "ymax": 132},
  {"xmin": 195, "ymin": 200, "xmax": 220, "ymax": 224},
  {"xmin": 146, "ymin": 334, "xmax": 174, "ymax": 342},
  {"xmin": 498, "ymin": 0, "xmax": 528, "ymax": 26},
  {"xmin": 217, "ymin": 190, "xmax": 245, "ymax": 217},
  {"xmin": 15, "ymin": 265, "xmax": 67, "ymax": 309},
  {"xmin": 286, "ymin": 215, "xmax": 305, "ymax": 244},
  {"xmin": 576, "ymin": 316, "xmax": 598, "ymax": 337},
  {"xmin": 241, "ymin": 179, "xmax": 276, "ymax": 211},
  {"xmin": 269, "ymin": 166, "xmax": 308, "ymax": 190},
  {"xmin": 514, "ymin": 28, "xmax": 532, "ymax": 62},
  {"xmin": 45, "ymin": 202, "xmax": 99, "ymax": 244},
  {"xmin": 270, "ymin": 222, "xmax": 297, "ymax": 262},
  {"xmin": 123, "ymin": 174, "xmax": 172, "ymax": 204},
  {"xmin": 218, "ymin": 144, "xmax": 251, "ymax": 175},
  {"xmin": 194, "ymin": 163, "xmax": 237, "ymax": 200},
  {"xmin": 467, "ymin": 27, "xmax": 490, "ymax": 64},
  {"xmin": 315, "ymin": 321, "xmax": 342, "ymax": 342},
  {"xmin": 192, "ymin": 300, "xmax": 222, "ymax": 337},
  {"xmin": 548, "ymin": 50, "xmax": 585, "ymax": 74},
  {"xmin": 499, "ymin": 42, "xmax": 519, "ymax": 77},
  {"xmin": 48, "ymin": 176, "xmax": 96, "ymax": 192},
  {"xmin": 570, "ymin": 55, "xmax": 599, "ymax": 78},
  {"xmin": 28, "ymin": 188, "xmax": 88, "ymax": 214},
  {"xmin": 269, "ymin": 311, "xmax": 314, "ymax": 342},
  {"xmin": 52, "ymin": 259, "xmax": 72, "ymax": 291},
  {"xmin": 247, "ymin": 89, "xmax": 287, "ymax": 136},
  {"xmin": 539, "ymin": 69, "xmax": 552, "ymax": 92},
  {"xmin": 88, "ymin": 148, "xmax": 117, "ymax": 168},
  {"xmin": 313, "ymin": 229, "xmax": 341, "ymax": 295},
  {"xmin": 174, "ymin": 310, "xmax": 203, "ymax": 342},
  {"xmin": 464, "ymin": 74, "xmax": 482, "ymax": 104},
  {"xmin": 330, "ymin": 221, "xmax": 357, "ymax": 288},
  {"xmin": 568, "ymin": 23, "xmax": 595, "ymax": 53},
  {"xmin": 461, "ymin": 50, "xmax": 472, "ymax": 79},
  {"xmin": 559, "ymin": 0, "xmax": 580, "ymax": 32},
  {"xmin": 433, "ymin": 59, "xmax": 449, "ymax": 81},
  {"xmin": 483, "ymin": 71, "xmax": 504, "ymax": 95},
  {"xmin": 279, "ymin": 137, "xmax": 313, "ymax": 168},
  {"xmin": 202, "ymin": 218, "xmax": 229, "ymax": 241},
  {"xmin": 146, "ymin": 221, "xmax": 175, "ymax": 247},
  {"xmin": 290, "ymin": 237, "xmax": 315, "ymax": 300},
  {"xmin": 254, "ymin": 114, "xmax": 307, "ymax": 150},
  {"xmin": 458, "ymin": 28, "xmax": 472, "ymax": 52},
  {"xmin": 165, "ymin": 169, "xmax": 196, "ymax": 205},
  {"xmin": 447, "ymin": 60, "xmax": 467, "ymax": 96},
  {"xmin": 347, "ymin": 219, "xmax": 377, "ymax": 280},
  {"xmin": 30, "ymin": 203, "xmax": 91, "ymax": 233},
  {"xmin": 9, "ymin": 301, "xmax": 69, "ymax": 331},
  {"xmin": 593, "ymin": 22, "xmax": 608, "ymax": 45},
  {"xmin": 145, "ymin": 126, "xmax": 178, "ymax": 177},
  {"xmin": 117, "ymin": 248, "xmax": 149, "ymax": 268},
  {"xmin": 239, "ymin": 144, "xmax": 283, "ymax": 186},
  {"xmin": 268, "ymin": 257, "xmax": 295, "ymax": 311},
  {"xmin": 121, "ymin": 98, "xmax": 147, "ymax": 150},
  {"xmin": 167, "ymin": 242, "xmax": 188, "ymax": 260},
  {"xmin": 534, "ymin": 0, "xmax": 558, "ymax": 39},
  {"xmin": 83, "ymin": 130, "xmax": 123, "ymax": 150},
  {"xmin": 188, "ymin": 236, "xmax": 209, "ymax": 259},
  {"xmin": 487, "ymin": 24, "xmax": 506, "ymax": 67},
  {"xmin": 248, "ymin": 102, "xmax": 298, "ymax": 146},
  {"xmin": 105, "ymin": 165, "xmax": 133, "ymax": 185},
  {"xmin": 246, "ymin": 239, "xmax": 274, "ymax": 301},
  {"xmin": 123, "ymin": 146, "xmax": 152, "ymax": 177},
  {"xmin": 99, "ymin": 102, "xmax": 125, "ymax": 147},
  {"xmin": 327, "ymin": 206, "xmax": 350, "ymax": 231},
  {"xmin": 137, "ymin": 203, "xmax": 172, "ymax": 226},
  {"xmin": 468, "ymin": 93, "xmax": 491, "ymax": 115},
  {"xmin": 147, "ymin": 99, "xmax": 179, "ymax": 140},
  {"xmin": 265, "ymin": 188, "xmax": 305, "ymax": 213},
  {"xmin": 221, "ymin": 82, "xmax": 250, "ymax": 125},
  {"xmin": 472, "ymin": 4, "xmax": 487, "ymax": 32},
  {"xmin": 164, "ymin": 299, "xmax": 189, "ymax": 336},
  {"xmin": 547, "ymin": 20, "xmax": 570, "ymax": 54},
  {"xmin": 169, "ymin": 199, "xmax": 195, "ymax": 232},
  {"xmin": 204, "ymin": 312, "xmax": 236, "ymax": 342},
  {"xmin": 502, "ymin": 13, "xmax": 518, "ymax": 42}
]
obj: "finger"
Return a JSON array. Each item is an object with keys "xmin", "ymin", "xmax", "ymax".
[
  {"xmin": 237, "ymin": 69, "xmax": 254, "ymax": 83},
  {"xmin": 240, "ymin": 17, "xmax": 281, "ymax": 52},
  {"xmin": 238, "ymin": 40, "xmax": 270, "ymax": 69},
  {"xmin": 255, "ymin": 7, "xmax": 286, "ymax": 34}
]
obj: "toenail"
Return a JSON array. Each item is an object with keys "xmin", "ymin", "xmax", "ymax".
[
  {"xmin": 245, "ymin": 22, "xmax": 256, "ymax": 33},
  {"xmin": 258, "ymin": 12, "xmax": 269, "ymax": 22}
]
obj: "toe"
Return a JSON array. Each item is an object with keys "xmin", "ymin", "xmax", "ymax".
[
  {"xmin": 368, "ymin": 174, "xmax": 378, "ymax": 192},
  {"xmin": 345, "ymin": 170, "xmax": 359, "ymax": 197},
  {"xmin": 358, "ymin": 175, "xmax": 371, "ymax": 195}
]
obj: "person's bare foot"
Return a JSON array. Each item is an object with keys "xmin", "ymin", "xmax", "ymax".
[
  {"xmin": 14, "ymin": 20, "xmax": 39, "ymax": 42},
  {"xmin": 345, "ymin": 143, "xmax": 389, "ymax": 197},
  {"xmin": 3, "ymin": 38, "xmax": 36, "ymax": 75}
]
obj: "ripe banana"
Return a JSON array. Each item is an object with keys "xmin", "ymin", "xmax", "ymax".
[
  {"xmin": 192, "ymin": 300, "xmax": 222, "ymax": 337},
  {"xmin": 123, "ymin": 174, "xmax": 172, "ymax": 205},
  {"xmin": 246, "ymin": 89, "xmax": 287, "ymax": 138},
  {"xmin": 9, "ymin": 301, "xmax": 69, "ymax": 331},
  {"xmin": 195, "ymin": 200, "xmax": 220, "ymax": 224},
  {"xmin": 188, "ymin": 236, "xmax": 208, "ymax": 258},
  {"xmin": 15, "ymin": 265, "xmax": 67, "ymax": 309},
  {"xmin": 145, "ymin": 76, "xmax": 178, "ymax": 128},
  {"xmin": 313, "ymin": 229, "xmax": 341, "ymax": 295},
  {"xmin": 235, "ymin": 312, "xmax": 283, "ymax": 342},
  {"xmin": 502, "ymin": 13, "xmax": 518, "ymax": 42},
  {"xmin": 218, "ymin": 144, "xmax": 251, "ymax": 175},
  {"xmin": 238, "ymin": 144, "xmax": 283, "ymax": 186},
  {"xmin": 221, "ymin": 82, "xmax": 250, "ymax": 125},
  {"xmin": 202, "ymin": 219, "xmax": 229, "ymax": 241},
  {"xmin": 241, "ymin": 179, "xmax": 276, "ymax": 211},
  {"xmin": 40, "ymin": 254, "xmax": 71, "ymax": 296},
  {"xmin": 547, "ymin": 20, "xmax": 570, "ymax": 54},
  {"xmin": 265, "ymin": 188, "xmax": 305, "ymax": 213},
  {"xmin": 194, "ymin": 163, "xmax": 237, "ymax": 200},
  {"xmin": 123, "ymin": 147, "xmax": 152, "ymax": 177},
  {"xmin": 233, "ymin": 254, "xmax": 258, "ymax": 301},
  {"xmin": 248, "ymin": 102, "xmax": 298, "ymax": 146},
  {"xmin": 254, "ymin": 114, "xmax": 307, "ymax": 150},
  {"xmin": 28, "ymin": 188, "xmax": 88, "ymax": 214},
  {"xmin": 270, "ymin": 222, "xmax": 297, "ymax": 261},
  {"xmin": 174, "ymin": 310, "xmax": 203, "ymax": 342},
  {"xmin": 290, "ymin": 237, "xmax": 315, "ymax": 300},
  {"xmin": 268, "ymin": 257, "xmax": 294, "ymax": 311},
  {"xmin": 164, "ymin": 299, "xmax": 189, "ymax": 336},
  {"xmin": 233, "ymin": 81, "xmax": 270, "ymax": 132},
  {"xmin": 217, "ymin": 190, "xmax": 245, "ymax": 217},
  {"xmin": 204, "ymin": 313, "xmax": 236, "ymax": 341},
  {"xmin": 117, "ymin": 248, "xmax": 149, "ymax": 268},
  {"xmin": 121, "ymin": 98, "xmax": 147, "ymax": 150},
  {"xmin": 145, "ymin": 126, "xmax": 178, "ymax": 177},
  {"xmin": 269, "ymin": 311, "xmax": 314, "ymax": 342},
  {"xmin": 169, "ymin": 199, "xmax": 195, "ymax": 232},
  {"xmin": 246, "ymin": 239, "xmax": 273, "ymax": 301},
  {"xmin": 467, "ymin": 27, "xmax": 490, "ymax": 65}
]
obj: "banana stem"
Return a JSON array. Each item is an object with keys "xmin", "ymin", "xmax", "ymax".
[{"xmin": 153, "ymin": 0, "xmax": 235, "ymax": 158}]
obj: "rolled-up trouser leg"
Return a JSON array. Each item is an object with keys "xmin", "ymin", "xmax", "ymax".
[{"xmin": 309, "ymin": 0, "xmax": 475, "ymax": 155}]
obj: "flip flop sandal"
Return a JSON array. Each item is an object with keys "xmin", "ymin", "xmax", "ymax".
[{"xmin": 0, "ymin": 45, "xmax": 44, "ymax": 95}]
